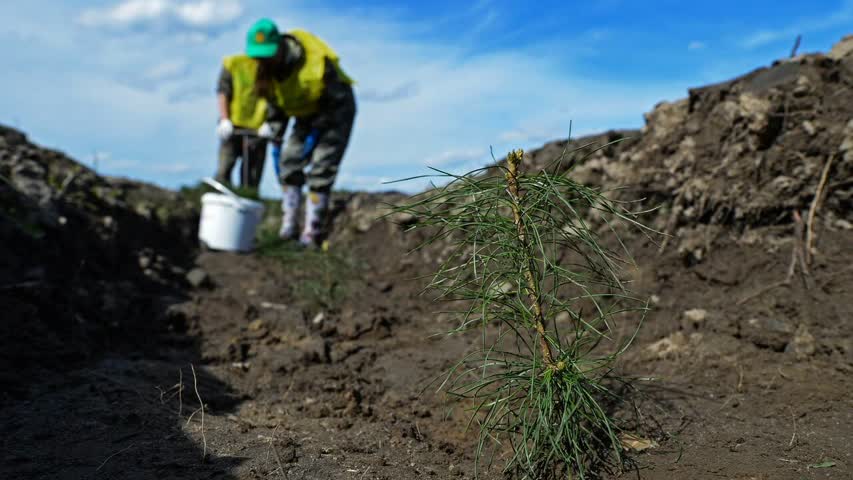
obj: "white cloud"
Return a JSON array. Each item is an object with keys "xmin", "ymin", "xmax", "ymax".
[
  {"xmin": 78, "ymin": 0, "xmax": 243, "ymax": 29},
  {"xmin": 336, "ymin": 173, "xmax": 393, "ymax": 190},
  {"xmin": 741, "ymin": 30, "xmax": 788, "ymax": 49},
  {"xmin": 150, "ymin": 163, "xmax": 195, "ymax": 174},
  {"xmin": 175, "ymin": 1, "xmax": 243, "ymax": 27},
  {"xmin": 688, "ymin": 41, "xmax": 706, "ymax": 51},
  {"xmin": 740, "ymin": 1, "xmax": 853, "ymax": 49},
  {"xmin": 498, "ymin": 125, "xmax": 568, "ymax": 144},
  {"xmin": 424, "ymin": 148, "xmax": 488, "ymax": 167},
  {"xmin": 359, "ymin": 81, "xmax": 420, "ymax": 103},
  {"xmin": 78, "ymin": 0, "xmax": 168, "ymax": 26},
  {"xmin": 144, "ymin": 58, "xmax": 189, "ymax": 81}
]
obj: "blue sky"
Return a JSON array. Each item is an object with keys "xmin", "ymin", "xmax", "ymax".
[{"xmin": 1, "ymin": 1, "xmax": 851, "ymax": 195}]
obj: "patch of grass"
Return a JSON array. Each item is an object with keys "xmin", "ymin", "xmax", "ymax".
[
  {"xmin": 255, "ymin": 224, "xmax": 359, "ymax": 311},
  {"xmin": 230, "ymin": 185, "xmax": 261, "ymax": 201},
  {"xmin": 393, "ymin": 148, "xmax": 652, "ymax": 478}
]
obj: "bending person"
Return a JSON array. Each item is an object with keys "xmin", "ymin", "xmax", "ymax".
[
  {"xmin": 215, "ymin": 49, "xmax": 275, "ymax": 191},
  {"xmin": 243, "ymin": 18, "xmax": 356, "ymax": 247}
]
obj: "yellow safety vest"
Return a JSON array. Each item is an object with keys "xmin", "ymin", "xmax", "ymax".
[
  {"xmin": 269, "ymin": 29, "xmax": 354, "ymax": 117},
  {"xmin": 222, "ymin": 54, "xmax": 268, "ymax": 129},
  {"xmin": 222, "ymin": 30, "xmax": 353, "ymax": 122}
]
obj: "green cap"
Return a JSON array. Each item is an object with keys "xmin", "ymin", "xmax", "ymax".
[{"xmin": 246, "ymin": 18, "xmax": 280, "ymax": 58}]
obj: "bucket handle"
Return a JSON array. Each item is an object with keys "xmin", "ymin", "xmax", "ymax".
[{"xmin": 202, "ymin": 177, "xmax": 241, "ymax": 200}]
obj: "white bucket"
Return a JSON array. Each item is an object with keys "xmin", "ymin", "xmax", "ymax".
[{"xmin": 198, "ymin": 178, "xmax": 265, "ymax": 252}]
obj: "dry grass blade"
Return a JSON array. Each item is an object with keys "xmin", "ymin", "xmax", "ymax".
[
  {"xmin": 96, "ymin": 443, "xmax": 135, "ymax": 472},
  {"xmin": 805, "ymin": 154, "xmax": 834, "ymax": 265},
  {"xmin": 190, "ymin": 364, "xmax": 207, "ymax": 461},
  {"xmin": 268, "ymin": 424, "xmax": 287, "ymax": 478}
]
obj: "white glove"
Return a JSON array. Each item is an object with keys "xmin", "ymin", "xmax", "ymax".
[
  {"xmin": 216, "ymin": 118, "xmax": 233, "ymax": 140},
  {"xmin": 257, "ymin": 122, "xmax": 274, "ymax": 139}
]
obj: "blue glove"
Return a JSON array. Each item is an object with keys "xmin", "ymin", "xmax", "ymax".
[
  {"xmin": 303, "ymin": 129, "xmax": 320, "ymax": 158},
  {"xmin": 271, "ymin": 144, "xmax": 282, "ymax": 178}
]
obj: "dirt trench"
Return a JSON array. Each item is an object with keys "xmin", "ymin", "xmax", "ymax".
[{"xmin": 3, "ymin": 206, "xmax": 850, "ymax": 479}]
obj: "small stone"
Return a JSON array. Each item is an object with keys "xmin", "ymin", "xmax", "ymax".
[
  {"xmin": 138, "ymin": 255, "xmax": 152, "ymax": 269},
  {"xmin": 786, "ymin": 324, "xmax": 816, "ymax": 358},
  {"xmin": 186, "ymin": 268, "xmax": 210, "ymax": 288},
  {"xmin": 312, "ymin": 312, "xmax": 325, "ymax": 326},
  {"xmin": 392, "ymin": 211, "xmax": 417, "ymax": 227},
  {"xmin": 792, "ymin": 78, "xmax": 810, "ymax": 97},
  {"xmin": 299, "ymin": 338, "xmax": 329, "ymax": 364},
  {"xmin": 834, "ymin": 219, "xmax": 852, "ymax": 230},
  {"xmin": 555, "ymin": 311, "xmax": 572, "ymax": 324},
  {"xmin": 354, "ymin": 214, "xmax": 373, "ymax": 233},
  {"xmin": 743, "ymin": 317, "xmax": 793, "ymax": 351},
  {"xmin": 748, "ymin": 317, "xmax": 793, "ymax": 334},
  {"xmin": 650, "ymin": 295, "xmax": 661, "ymax": 305},
  {"xmin": 802, "ymin": 121, "xmax": 817, "ymax": 136},
  {"xmin": 646, "ymin": 332, "xmax": 689, "ymax": 359},
  {"xmin": 683, "ymin": 308, "xmax": 707, "ymax": 328}
]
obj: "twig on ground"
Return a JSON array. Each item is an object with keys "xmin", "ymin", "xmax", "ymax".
[
  {"xmin": 190, "ymin": 364, "xmax": 207, "ymax": 461},
  {"xmin": 96, "ymin": 443, "xmax": 135, "ymax": 472},
  {"xmin": 736, "ymin": 280, "xmax": 788, "ymax": 306},
  {"xmin": 788, "ymin": 407, "xmax": 798, "ymax": 448},
  {"xmin": 156, "ymin": 383, "xmax": 182, "ymax": 405},
  {"xmin": 0, "ymin": 281, "xmax": 43, "ymax": 291},
  {"xmin": 739, "ymin": 209, "xmax": 813, "ymax": 305},
  {"xmin": 737, "ymin": 364, "xmax": 744, "ymax": 393},
  {"xmin": 260, "ymin": 301, "xmax": 289, "ymax": 311},
  {"xmin": 805, "ymin": 155, "xmax": 834, "ymax": 265},
  {"xmin": 178, "ymin": 367, "xmax": 183, "ymax": 416},
  {"xmin": 792, "ymin": 210, "xmax": 809, "ymax": 279},
  {"xmin": 268, "ymin": 424, "xmax": 287, "ymax": 478}
]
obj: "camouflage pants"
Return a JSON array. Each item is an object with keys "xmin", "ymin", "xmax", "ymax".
[
  {"xmin": 279, "ymin": 85, "xmax": 356, "ymax": 193},
  {"xmin": 216, "ymin": 134, "xmax": 268, "ymax": 189}
]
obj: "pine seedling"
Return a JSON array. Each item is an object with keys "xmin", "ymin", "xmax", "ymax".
[{"xmin": 394, "ymin": 148, "xmax": 650, "ymax": 479}]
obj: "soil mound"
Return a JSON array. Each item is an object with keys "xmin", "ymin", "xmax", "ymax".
[
  {"xmin": 540, "ymin": 38, "xmax": 853, "ymax": 234},
  {"xmin": 0, "ymin": 125, "xmax": 198, "ymax": 400}
]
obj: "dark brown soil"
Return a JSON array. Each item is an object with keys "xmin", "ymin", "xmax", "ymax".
[{"xmin": 1, "ymin": 37, "xmax": 852, "ymax": 480}]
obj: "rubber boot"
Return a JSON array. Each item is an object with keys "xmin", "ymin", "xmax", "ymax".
[
  {"xmin": 300, "ymin": 191, "xmax": 329, "ymax": 247},
  {"xmin": 278, "ymin": 186, "xmax": 301, "ymax": 240}
]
